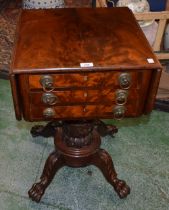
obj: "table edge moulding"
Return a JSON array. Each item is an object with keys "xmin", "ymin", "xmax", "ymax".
[{"xmin": 9, "ymin": 7, "xmax": 162, "ymax": 203}]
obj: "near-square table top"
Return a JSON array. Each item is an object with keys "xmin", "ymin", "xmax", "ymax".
[{"xmin": 11, "ymin": 7, "xmax": 161, "ymax": 74}]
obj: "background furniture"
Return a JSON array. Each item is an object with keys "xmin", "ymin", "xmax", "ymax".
[
  {"xmin": 96, "ymin": 0, "xmax": 169, "ymax": 60},
  {"xmin": 166, "ymin": 0, "xmax": 169, "ymax": 10},
  {"xmin": 23, "ymin": 0, "xmax": 64, "ymax": 9},
  {"xmin": 135, "ymin": 11, "xmax": 169, "ymax": 60},
  {"xmin": 64, "ymin": 0, "xmax": 95, "ymax": 7}
]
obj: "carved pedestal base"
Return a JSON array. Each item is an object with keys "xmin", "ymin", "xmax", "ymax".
[{"xmin": 28, "ymin": 120, "xmax": 130, "ymax": 202}]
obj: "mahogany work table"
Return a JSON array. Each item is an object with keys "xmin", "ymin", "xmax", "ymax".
[{"xmin": 10, "ymin": 7, "xmax": 162, "ymax": 202}]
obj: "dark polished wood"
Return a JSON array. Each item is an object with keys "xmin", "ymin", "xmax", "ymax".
[
  {"xmin": 11, "ymin": 8, "xmax": 160, "ymax": 72},
  {"xmin": 10, "ymin": 8, "xmax": 162, "ymax": 121},
  {"xmin": 30, "ymin": 121, "xmax": 62, "ymax": 138},
  {"xmin": 30, "ymin": 120, "xmax": 118, "ymax": 139},
  {"xmin": 10, "ymin": 8, "xmax": 162, "ymax": 203},
  {"xmin": 28, "ymin": 121, "xmax": 129, "ymax": 202}
]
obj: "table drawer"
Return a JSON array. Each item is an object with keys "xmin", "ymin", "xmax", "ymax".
[
  {"xmin": 30, "ymin": 89, "xmax": 138, "ymax": 105},
  {"xmin": 28, "ymin": 71, "xmax": 139, "ymax": 90},
  {"xmin": 29, "ymin": 104, "xmax": 138, "ymax": 121}
]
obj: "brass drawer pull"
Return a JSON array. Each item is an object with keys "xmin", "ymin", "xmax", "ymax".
[
  {"xmin": 43, "ymin": 108, "xmax": 55, "ymax": 118},
  {"xmin": 119, "ymin": 73, "xmax": 131, "ymax": 89},
  {"xmin": 113, "ymin": 105, "xmax": 125, "ymax": 120},
  {"xmin": 40, "ymin": 75, "xmax": 54, "ymax": 92},
  {"xmin": 115, "ymin": 90, "xmax": 128, "ymax": 105},
  {"xmin": 42, "ymin": 93, "xmax": 59, "ymax": 105}
]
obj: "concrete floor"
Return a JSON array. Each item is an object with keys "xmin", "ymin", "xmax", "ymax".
[{"xmin": 0, "ymin": 79, "xmax": 169, "ymax": 210}]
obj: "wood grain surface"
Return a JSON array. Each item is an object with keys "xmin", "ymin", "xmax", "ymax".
[
  {"xmin": 11, "ymin": 8, "xmax": 161, "ymax": 73},
  {"xmin": 10, "ymin": 8, "xmax": 162, "ymax": 121}
]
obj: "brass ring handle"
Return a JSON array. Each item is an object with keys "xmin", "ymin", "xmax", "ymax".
[
  {"xmin": 113, "ymin": 105, "xmax": 125, "ymax": 120},
  {"xmin": 119, "ymin": 73, "xmax": 131, "ymax": 89},
  {"xmin": 42, "ymin": 92, "xmax": 59, "ymax": 105},
  {"xmin": 43, "ymin": 108, "xmax": 56, "ymax": 118},
  {"xmin": 115, "ymin": 90, "xmax": 128, "ymax": 105},
  {"xmin": 42, "ymin": 86, "xmax": 55, "ymax": 92},
  {"xmin": 40, "ymin": 75, "xmax": 55, "ymax": 92}
]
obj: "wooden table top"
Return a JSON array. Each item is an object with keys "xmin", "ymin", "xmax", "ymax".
[{"xmin": 11, "ymin": 7, "xmax": 161, "ymax": 74}]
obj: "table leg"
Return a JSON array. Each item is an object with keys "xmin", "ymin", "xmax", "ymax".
[
  {"xmin": 91, "ymin": 149, "xmax": 130, "ymax": 198},
  {"xmin": 28, "ymin": 151, "xmax": 64, "ymax": 202}
]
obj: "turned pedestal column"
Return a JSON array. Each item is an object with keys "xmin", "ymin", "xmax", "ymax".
[{"xmin": 28, "ymin": 120, "xmax": 130, "ymax": 202}]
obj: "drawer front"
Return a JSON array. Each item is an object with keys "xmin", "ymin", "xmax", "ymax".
[
  {"xmin": 30, "ymin": 89, "xmax": 138, "ymax": 105},
  {"xmin": 18, "ymin": 69, "xmax": 152, "ymax": 121},
  {"xmin": 28, "ymin": 71, "xmax": 138, "ymax": 90},
  {"xmin": 30, "ymin": 104, "xmax": 137, "ymax": 121}
]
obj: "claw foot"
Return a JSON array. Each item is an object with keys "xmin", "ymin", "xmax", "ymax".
[
  {"xmin": 95, "ymin": 120, "xmax": 118, "ymax": 137},
  {"xmin": 112, "ymin": 178, "xmax": 130, "ymax": 198},
  {"xmin": 28, "ymin": 182, "xmax": 46, "ymax": 202},
  {"xmin": 106, "ymin": 125, "xmax": 118, "ymax": 136},
  {"xmin": 31, "ymin": 125, "xmax": 45, "ymax": 137}
]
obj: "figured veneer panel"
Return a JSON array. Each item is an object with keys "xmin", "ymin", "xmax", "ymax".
[
  {"xmin": 29, "ymin": 73, "xmax": 86, "ymax": 89},
  {"xmin": 29, "ymin": 89, "xmax": 139, "ymax": 105},
  {"xmin": 28, "ymin": 71, "xmax": 139, "ymax": 90},
  {"xmin": 11, "ymin": 8, "xmax": 160, "ymax": 71},
  {"xmin": 29, "ymin": 104, "xmax": 138, "ymax": 121}
]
